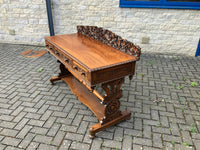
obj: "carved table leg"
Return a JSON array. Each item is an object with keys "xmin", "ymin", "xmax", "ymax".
[
  {"xmin": 50, "ymin": 61, "xmax": 70, "ymax": 84},
  {"xmin": 89, "ymin": 78, "xmax": 131, "ymax": 139}
]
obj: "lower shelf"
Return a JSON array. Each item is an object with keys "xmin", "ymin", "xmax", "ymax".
[{"xmin": 62, "ymin": 75, "xmax": 104, "ymax": 121}]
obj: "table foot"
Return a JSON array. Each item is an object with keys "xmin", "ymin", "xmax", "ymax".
[
  {"xmin": 89, "ymin": 111, "xmax": 131, "ymax": 139},
  {"xmin": 50, "ymin": 76, "xmax": 62, "ymax": 84}
]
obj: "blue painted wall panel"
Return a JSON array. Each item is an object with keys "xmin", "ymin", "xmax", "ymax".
[
  {"xmin": 120, "ymin": 0, "xmax": 200, "ymax": 9},
  {"xmin": 195, "ymin": 39, "xmax": 200, "ymax": 57}
]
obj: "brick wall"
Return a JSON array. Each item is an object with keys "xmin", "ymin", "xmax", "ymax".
[
  {"xmin": 0, "ymin": 0, "xmax": 48, "ymax": 45},
  {"xmin": 0, "ymin": 0, "xmax": 200, "ymax": 55}
]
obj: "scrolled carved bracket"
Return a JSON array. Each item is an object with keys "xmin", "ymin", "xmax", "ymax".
[
  {"xmin": 102, "ymin": 78, "xmax": 124, "ymax": 104},
  {"xmin": 77, "ymin": 25, "xmax": 141, "ymax": 60},
  {"xmin": 100, "ymin": 78, "xmax": 125, "ymax": 125}
]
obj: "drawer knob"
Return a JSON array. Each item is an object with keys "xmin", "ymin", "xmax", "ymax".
[
  {"xmin": 73, "ymin": 66, "xmax": 78, "ymax": 70},
  {"xmin": 56, "ymin": 51, "xmax": 60, "ymax": 56},
  {"xmin": 81, "ymin": 72, "xmax": 86, "ymax": 77},
  {"xmin": 65, "ymin": 58, "xmax": 69, "ymax": 63}
]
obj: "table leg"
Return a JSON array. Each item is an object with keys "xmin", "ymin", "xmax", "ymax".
[
  {"xmin": 50, "ymin": 62, "xmax": 70, "ymax": 84},
  {"xmin": 89, "ymin": 78, "xmax": 131, "ymax": 139},
  {"xmin": 50, "ymin": 63, "xmax": 131, "ymax": 139}
]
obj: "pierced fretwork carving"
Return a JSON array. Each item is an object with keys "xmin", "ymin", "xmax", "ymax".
[
  {"xmin": 77, "ymin": 25, "xmax": 141, "ymax": 60},
  {"xmin": 100, "ymin": 78, "xmax": 125, "ymax": 125}
]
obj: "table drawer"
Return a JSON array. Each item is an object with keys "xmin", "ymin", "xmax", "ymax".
[
  {"xmin": 45, "ymin": 40, "xmax": 91, "ymax": 86},
  {"xmin": 72, "ymin": 61, "xmax": 88, "ymax": 79},
  {"xmin": 45, "ymin": 40, "xmax": 54, "ymax": 53}
]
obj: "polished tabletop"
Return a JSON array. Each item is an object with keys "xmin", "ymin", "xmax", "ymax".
[{"xmin": 45, "ymin": 33, "xmax": 137, "ymax": 70}]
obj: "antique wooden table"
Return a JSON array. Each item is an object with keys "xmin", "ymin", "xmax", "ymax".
[{"xmin": 45, "ymin": 26, "xmax": 141, "ymax": 139}]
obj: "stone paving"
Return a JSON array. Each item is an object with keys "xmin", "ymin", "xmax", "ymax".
[{"xmin": 0, "ymin": 43, "xmax": 200, "ymax": 150}]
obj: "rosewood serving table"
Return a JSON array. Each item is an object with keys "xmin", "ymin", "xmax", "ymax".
[{"xmin": 45, "ymin": 26, "xmax": 141, "ymax": 139}]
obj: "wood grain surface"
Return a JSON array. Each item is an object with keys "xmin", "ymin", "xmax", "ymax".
[{"xmin": 45, "ymin": 33, "xmax": 137, "ymax": 70}]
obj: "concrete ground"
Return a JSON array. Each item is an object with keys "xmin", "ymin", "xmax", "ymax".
[{"xmin": 0, "ymin": 43, "xmax": 200, "ymax": 150}]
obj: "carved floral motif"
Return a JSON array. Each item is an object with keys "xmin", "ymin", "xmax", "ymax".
[{"xmin": 100, "ymin": 78, "xmax": 125, "ymax": 125}]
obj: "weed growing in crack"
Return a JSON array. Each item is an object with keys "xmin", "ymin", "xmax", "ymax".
[
  {"xmin": 174, "ymin": 57, "xmax": 179, "ymax": 61},
  {"xmin": 191, "ymin": 81, "xmax": 198, "ymax": 87},
  {"xmin": 177, "ymin": 86, "xmax": 184, "ymax": 90},
  {"xmin": 190, "ymin": 124, "xmax": 197, "ymax": 133},
  {"xmin": 183, "ymin": 143, "xmax": 190, "ymax": 147}
]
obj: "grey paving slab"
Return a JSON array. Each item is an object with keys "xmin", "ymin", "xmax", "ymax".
[{"xmin": 0, "ymin": 43, "xmax": 200, "ymax": 149}]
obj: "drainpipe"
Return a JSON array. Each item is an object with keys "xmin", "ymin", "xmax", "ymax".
[
  {"xmin": 46, "ymin": 0, "xmax": 55, "ymax": 36},
  {"xmin": 195, "ymin": 39, "xmax": 200, "ymax": 57}
]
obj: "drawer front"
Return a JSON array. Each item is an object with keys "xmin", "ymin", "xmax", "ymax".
[
  {"xmin": 45, "ymin": 40, "xmax": 90, "ymax": 85},
  {"xmin": 72, "ymin": 61, "xmax": 88, "ymax": 79},
  {"xmin": 91, "ymin": 62, "xmax": 136, "ymax": 85},
  {"xmin": 45, "ymin": 41, "xmax": 54, "ymax": 53}
]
